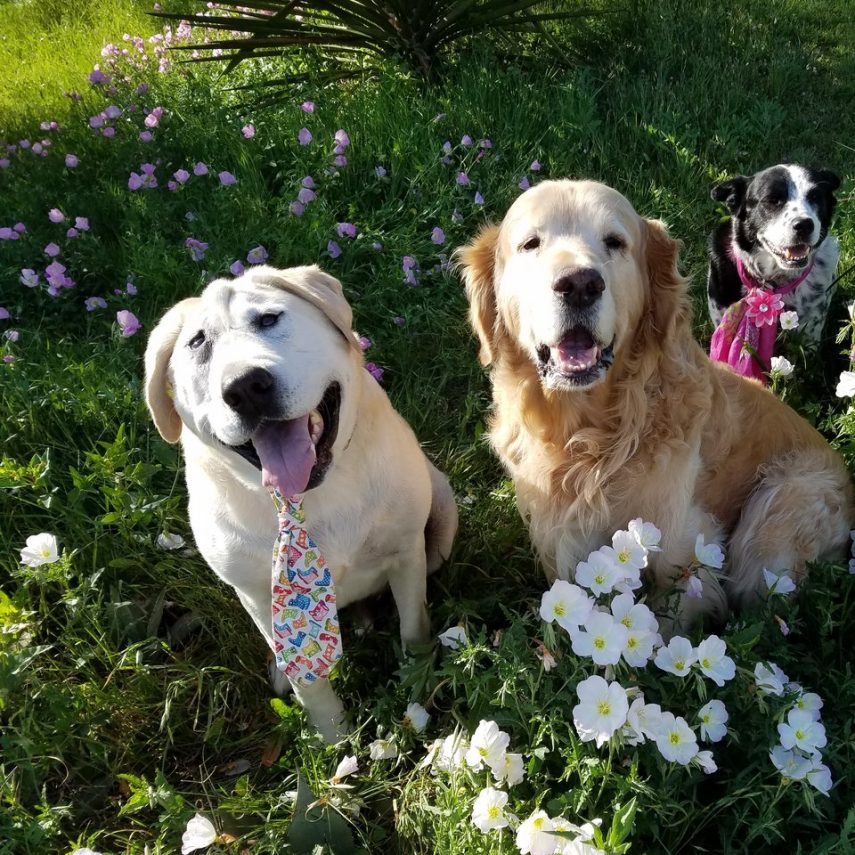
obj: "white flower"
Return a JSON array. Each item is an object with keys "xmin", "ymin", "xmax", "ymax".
[
  {"xmin": 763, "ymin": 568, "xmax": 796, "ymax": 594},
  {"xmin": 471, "ymin": 786, "xmax": 509, "ymax": 832},
  {"xmin": 516, "ymin": 810, "xmax": 556, "ymax": 855},
  {"xmin": 596, "ymin": 545, "xmax": 643, "ymax": 591},
  {"xmin": 576, "ymin": 549, "xmax": 622, "ymax": 596},
  {"xmin": 696, "ymin": 635, "xmax": 736, "ymax": 686},
  {"xmin": 697, "ymin": 699, "xmax": 728, "ymax": 743},
  {"xmin": 427, "ymin": 732, "xmax": 468, "ymax": 771},
  {"xmin": 779, "ymin": 311, "xmax": 799, "ymax": 330},
  {"xmin": 621, "ymin": 627, "xmax": 657, "ymax": 667},
  {"xmin": 654, "ymin": 636, "xmax": 697, "ymax": 677},
  {"xmin": 806, "ymin": 754, "xmax": 832, "ymax": 796},
  {"xmin": 770, "ymin": 355, "xmax": 794, "ymax": 377},
  {"xmin": 552, "ymin": 818, "xmax": 606, "ymax": 855},
  {"xmin": 791, "ymin": 691, "xmax": 823, "ymax": 721},
  {"xmin": 694, "ymin": 534, "xmax": 724, "ymax": 569},
  {"xmin": 836, "ymin": 370, "xmax": 855, "ymax": 398},
  {"xmin": 20, "ymin": 532, "xmax": 60, "ymax": 567},
  {"xmin": 465, "ymin": 720, "xmax": 510, "ymax": 771},
  {"xmin": 770, "ymin": 745, "xmax": 811, "ymax": 780},
  {"xmin": 686, "ymin": 574, "xmax": 703, "ymax": 599},
  {"xmin": 623, "ymin": 696, "xmax": 662, "ymax": 745},
  {"xmin": 181, "ymin": 813, "xmax": 217, "ymax": 854},
  {"xmin": 777, "ymin": 709, "xmax": 827, "ymax": 753},
  {"xmin": 572, "ymin": 675, "xmax": 629, "ymax": 748},
  {"xmin": 72, "ymin": 850, "xmax": 103, "ymax": 855},
  {"xmin": 156, "ymin": 531, "xmax": 186, "ymax": 550},
  {"xmin": 403, "ymin": 702, "xmax": 430, "ymax": 733},
  {"xmin": 539, "ymin": 580, "xmax": 593, "ymax": 631},
  {"xmin": 492, "ymin": 751, "xmax": 525, "ymax": 787},
  {"xmin": 369, "ymin": 735, "xmax": 398, "ymax": 760},
  {"xmin": 653, "ymin": 712, "xmax": 699, "ymax": 765},
  {"xmin": 610, "ymin": 592, "xmax": 658, "ymax": 633},
  {"xmin": 627, "ymin": 518, "xmax": 661, "ymax": 551},
  {"xmin": 610, "ymin": 530, "xmax": 649, "ymax": 571},
  {"xmin": 331, "ymin": 755, "xmax": 358, "ymax": 783},
  {"xmin": 571, "ymin": 611, "xmax": 628, "ymax": 666},
  {"xmin": 438, "ymin": 625, "xmax": 468, "ymax": 649},
  {"xmin": 694, "ymin": 750, "xmax": 718, "ymax": 774},
  {"xmin": 754, "ymin": 661, "xmax": 788, "ymax": 696}
]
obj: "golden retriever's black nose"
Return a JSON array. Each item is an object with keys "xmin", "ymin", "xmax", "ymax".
[
  {"xmin": 552, "ymin": 268, "xmax": 605, "ymax": 309},
  {"xmin": 222, "ymin": 366, "xmax": 274, "ymax": 416}
]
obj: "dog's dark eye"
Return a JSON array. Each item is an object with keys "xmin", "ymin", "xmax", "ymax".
[
  {"xmin": 765, "ymin": 195, "xmax": 785, "ymax": 208},
  {"xmin": 259, "ymin": 312, "xmax": 282, "ymax": 328},
  {"xmin": 520, "ymin": 236, "xmax": 541, "ymax": 252},
  {"xmin": 188, "ymin": 330, "xmax": 205, "ymax": 350},
  {"xmin": 604, "ymin": 234, "xmax": 625, "ymax": 251}
]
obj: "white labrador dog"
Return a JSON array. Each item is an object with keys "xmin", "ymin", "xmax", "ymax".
[{"xmin": 144, "ymin": 265, "xmax": 457, "ymax": 741}]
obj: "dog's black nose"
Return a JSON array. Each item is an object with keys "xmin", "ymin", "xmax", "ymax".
[
  {"xmin": 222, "ymin": 366, "xmax": 275, "ymax": 416},
  {"xmin": 552, "ymin": 268, "xmax": 605, "ymax": 309},
  {"xmin": 793, "ymin": 217, "xmax": 815, "ymax": 239}
]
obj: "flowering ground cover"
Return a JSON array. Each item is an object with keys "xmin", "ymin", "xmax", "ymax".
[{"xmin": 2, "ymin": 0, "xmax": 855, "ymax": 853}]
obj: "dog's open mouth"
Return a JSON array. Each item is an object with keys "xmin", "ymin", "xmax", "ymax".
[
  {"xmin": 229, "ymin": 383, "xmax": 341, "ymax": 496},
  {"xmin": 537, "ymin": 326, "xmax": 614, "ymax": 388},
  {"xmin": 761, "ymin": 238, "xmax": 812, "ymax": 269}
]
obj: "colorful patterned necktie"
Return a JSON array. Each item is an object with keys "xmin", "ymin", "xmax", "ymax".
[{"xmin": 270, "ymin": 490, "xmax": 342, "ymax": 686}]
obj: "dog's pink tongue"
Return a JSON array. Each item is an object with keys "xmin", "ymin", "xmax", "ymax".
[
  {"xmin": 555, "ymin": 328, "xmax": 599, "ymax": 370},
  {"xmin": 252, "ymin": 417, "xmax": 316, "ymax": 497}
]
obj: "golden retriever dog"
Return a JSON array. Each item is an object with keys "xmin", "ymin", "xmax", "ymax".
[
  {"xmin": 145, "ymin": 265, "xmax": 457, "ymax": 740},
  {"xmin": 458, "ymin": 179, "xmax": 852, "ymax": 625}
]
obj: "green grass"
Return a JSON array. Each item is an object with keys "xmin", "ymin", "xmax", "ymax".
[{"xmin": 2, "ymin": 0, "xmax": 855, "ymax": 852}]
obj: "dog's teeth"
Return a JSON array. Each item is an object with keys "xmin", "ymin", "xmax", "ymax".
[{"xmin": 309, "ymin": 409, "xmax": 324, "ymax": 444}]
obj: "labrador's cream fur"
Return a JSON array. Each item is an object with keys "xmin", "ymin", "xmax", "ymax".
[
  {"xmin": 458, "ymin": 180, "xmax": 851, "ymax": 624},
  {"xmin": 145, "ymin": 265, "xmax": 457, "ymax": 740}
]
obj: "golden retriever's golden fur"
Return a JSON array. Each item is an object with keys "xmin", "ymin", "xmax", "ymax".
[{"xmin": 458, "ymin": 180, "xmax": 852, "ymax": 623}]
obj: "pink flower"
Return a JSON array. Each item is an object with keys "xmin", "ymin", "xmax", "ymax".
[
  {"xmin": 174, "ymin": 169, "xmax": 190, "ymax": 184},
  {"xmin": 88, "ymin": 68, "xmax": 110, "ymax": 85},
  {"xmin": 301, "ymin": 101, "xmax": 315, "ymax": 113},
  {"xmin": 85, "ymin": 296, "xmax": 107, "ymax": 311},
  {"xmin": 298, "ymin": 127, "xmax": 312, "ymax": 146},
  {"xmin": 75, "ymin": 217, "xmax": 90, "ymax": 231},
  {"xmin": 461, "ymin": 134, "xmax": 473, "ymax": 146},
  {"xmin": 456, "ymin": 172, "xmax": 470, "ymax": 185},
  {"xmin": 193, "ymin": 161, "xmax": 208, "ymax": 176},
  {"xmin": 44, "ymin": 243, "xmax": 60, "ymax": 257},
  {"xmin": 333, "ymin": 155, "xmax": 347, "ymax": 167},
  {"xmin": 19, "ymin": 139, "xmax": 31, "ymax": 149},
  {"xmin": 20, "ymin": 269, "xmax": 39, "ymax": 288},
  {"xmin": 0, "ymin": 228, "xmax": 16, "ymax": 240},
  {"xmin": 474, "ymin": 191, "xmax": 485, "ymax": 205},
  {"xmin": 374, "ymin": 165, "xmax": 387, "ymax": 178},
  {"xmin": 358, "ymin": 336, "xmax": 372, "ymax": 350},
  {"xmin": 327, "ymin": 240, "xmax": 342, "ymax": 259},
  {"xmin": 337, "ymin": 222, "xmax": 357, "ymax": 239},
  {"xmin": 89, "ymin": 113, "xmax": 106, "ymax": 129},
  {"xmin": 218, "ymin": 171, "xmax": 237, "ymax": 186},
  {"xmin": 45, "ymin": 261, "xmax": 67, "ymax": 284},
  {"xmin": 431, "ymin": 227, "xmax": 445, "ymax": 245},
  {"xmin": 745, "ymin": 289, "xmax": 785, "ymax": 327},
  {"xmin": 105, "ymin": 105, "xmax": 122, "ymax": 119},
  {"xmin": 334, "ymin": 129, "xmax": 350, "ymax": 147},
  {"xmin": 442, "ymin": 141, "xmax": 452, "ymax": 155},
  {"xmin": 66, "ymin": 227, "xmax": 78, "ymax": 238},
  {"xmin": 365, "ymin": 362, "xmax": 384, "ymax": 381},
  {"xmin": 247, "ymin": 245, "xmax": 268, "ymax": 265},
  {"xmin": 480, "ymin": 138, "xmax": 492, "ymax": 149},
  {"xmin": 290, "ymin": 201, "xmax": 305, "ymax": 217},
  {"xmin": 519, "ymin": 177, "xmax": 531, "ymax": 190},
  {"xmin": 4, "ymin": 330, "xmax": 20, "ymax": 342},
  {"xmin": 185, "ymin": 237, "xmax": 209, "ymax": 261},
  {"xmin": 144, "ymin": 107, "xmax": 164, "ymax": 128},
  {"xmin": 167, "ymin": 181, "xmax": 178, "ymax": 192},
  {"xmin": 65, "ymin": 154, "xmax": 79, "ymax": 168},
  {"xmin": 128, "ymin": 172, "xmax": 143, "ymax": 190},
  {"xmin": 13, "ymin": 223, "xmax": 25, "ymax": 233},
  {"xmin": 241, "ymin": 124, "xmax": 255, "ymax": 139},
  {"xmin": 402, "ymin": 255, "xmax": 418, "ymax": 272},
  {"xmin": 116, "ymin": 309, "xmax": 141, "ymax": 337},
  {"xmin": 301, "ymin": 175, "xmax": 315, "ymax": 188},
  {"xmin": 32, "ymin": 142, "xmax": 43, "ymax": 154},
  {"xmin": 297, "ymin": 187, "xmax": 316, "ymax": 204},
  {"xmin": 0, "ymin": 158, "xmax": 10, "ymax": 169},
  {"xmin": 0, "ymin": 308, "xmax": 9, "ymax": 320},
  {"xmin": 102, "ymin": 127, "xmax": 116, "ymax": 138},
  {"xmin": 229, "ymin": 260, "xmax": 245, "ymax": 276},
  {"xmin": 531, "ymin": 159, "xmax": 542, "ymax": 171},
  {"xmin": 48, "ymin": 208, "xmax": 65, "ymax": 223}
]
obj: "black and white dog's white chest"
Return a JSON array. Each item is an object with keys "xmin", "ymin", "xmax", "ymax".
[{"xmin": 706, "ymin": 164, "xmax": 840, "ymax": 344}]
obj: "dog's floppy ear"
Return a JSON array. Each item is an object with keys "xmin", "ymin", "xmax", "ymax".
[
  {"xmin": 455, "ymin": 224, "xmax": 503, "ymax": 366},
  {"xmin": 144, "ymin": 298, "xmax": 199, "ymax": 443},
  {"xmin": 812, "ymin": 168, "xmax": 841, "ymax": 192},
  {"xmin": 711, "ymin": 176, "xmax": 748, "ymax": 214},
  {"xmin": 643, "ymin": 218, "xmax": 689, "ymax": 338}
]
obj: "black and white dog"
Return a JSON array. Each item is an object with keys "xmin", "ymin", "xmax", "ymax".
[{"xmin": 707, "ymin": 164, "xmax": 840, "ymax": 344}]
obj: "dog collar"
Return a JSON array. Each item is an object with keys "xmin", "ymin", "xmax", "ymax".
[
  {"xmin": 269, "ymin": 490, "xmax": 341, "ymax": 686},
  {"xmin": 732, "ymin": 241, "xmax": 816, "ymax": 295}
]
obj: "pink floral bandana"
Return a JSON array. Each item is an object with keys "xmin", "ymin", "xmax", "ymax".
[
  {"xmin": 270, "ymin": 490, "xmax": 341, "ymax": 686},
  {"xmin": 709, "ymin": 249, "xmax": 814, "ymax": 384}
]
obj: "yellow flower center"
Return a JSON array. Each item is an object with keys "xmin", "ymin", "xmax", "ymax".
[
  {"xmin": 702, "ymin": 714, "xmax": 710, "ymax": 724},
  {"xmin": 669, "ymin": 732, "xmax": 680, "ymax": 745},
  {"xmin": 597, "ymin": 701, "xmax": 611, "ymax": 715},
  {"xmin": 478, "ymin": 747, "xmax": 488, "ymax": 757},
  {"xmin": 533, "ymin": 818, "xmax": 545, "ymax": 830},
  {"xmin": 617, "ymin": 549, "xmax": 630, "ymax": 564},
  {"xmin": 488, "ymin": 806, "xmax": 500, "ymax": 820},
  {"xmin": 627, "ymin": 636, "xmax": 637, "ymax": 649},
  {"xmin": 795, "ymin": 729, "xmax": 805, "ymax": 740},
  {"xmin": 621, "ymin": 616, "xmax": 633, "ymax": 628},
  {"xmin": 701, "ymin": 657, "xmax": 711, "ymax": 668},
  {"xmin": 674, "ymin": 658, "xmax": 685, "ymax": 671},
  {"xmin": 593, "ymin": 637, "xmax": 606, "ymax": 649},
  {"xmin": 554, "ymin": 603, "xmax": 566, "ymax": 617},
  {"xmin": 594, "ymin": 574, "xmax": 605, "ymax": 585}
]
